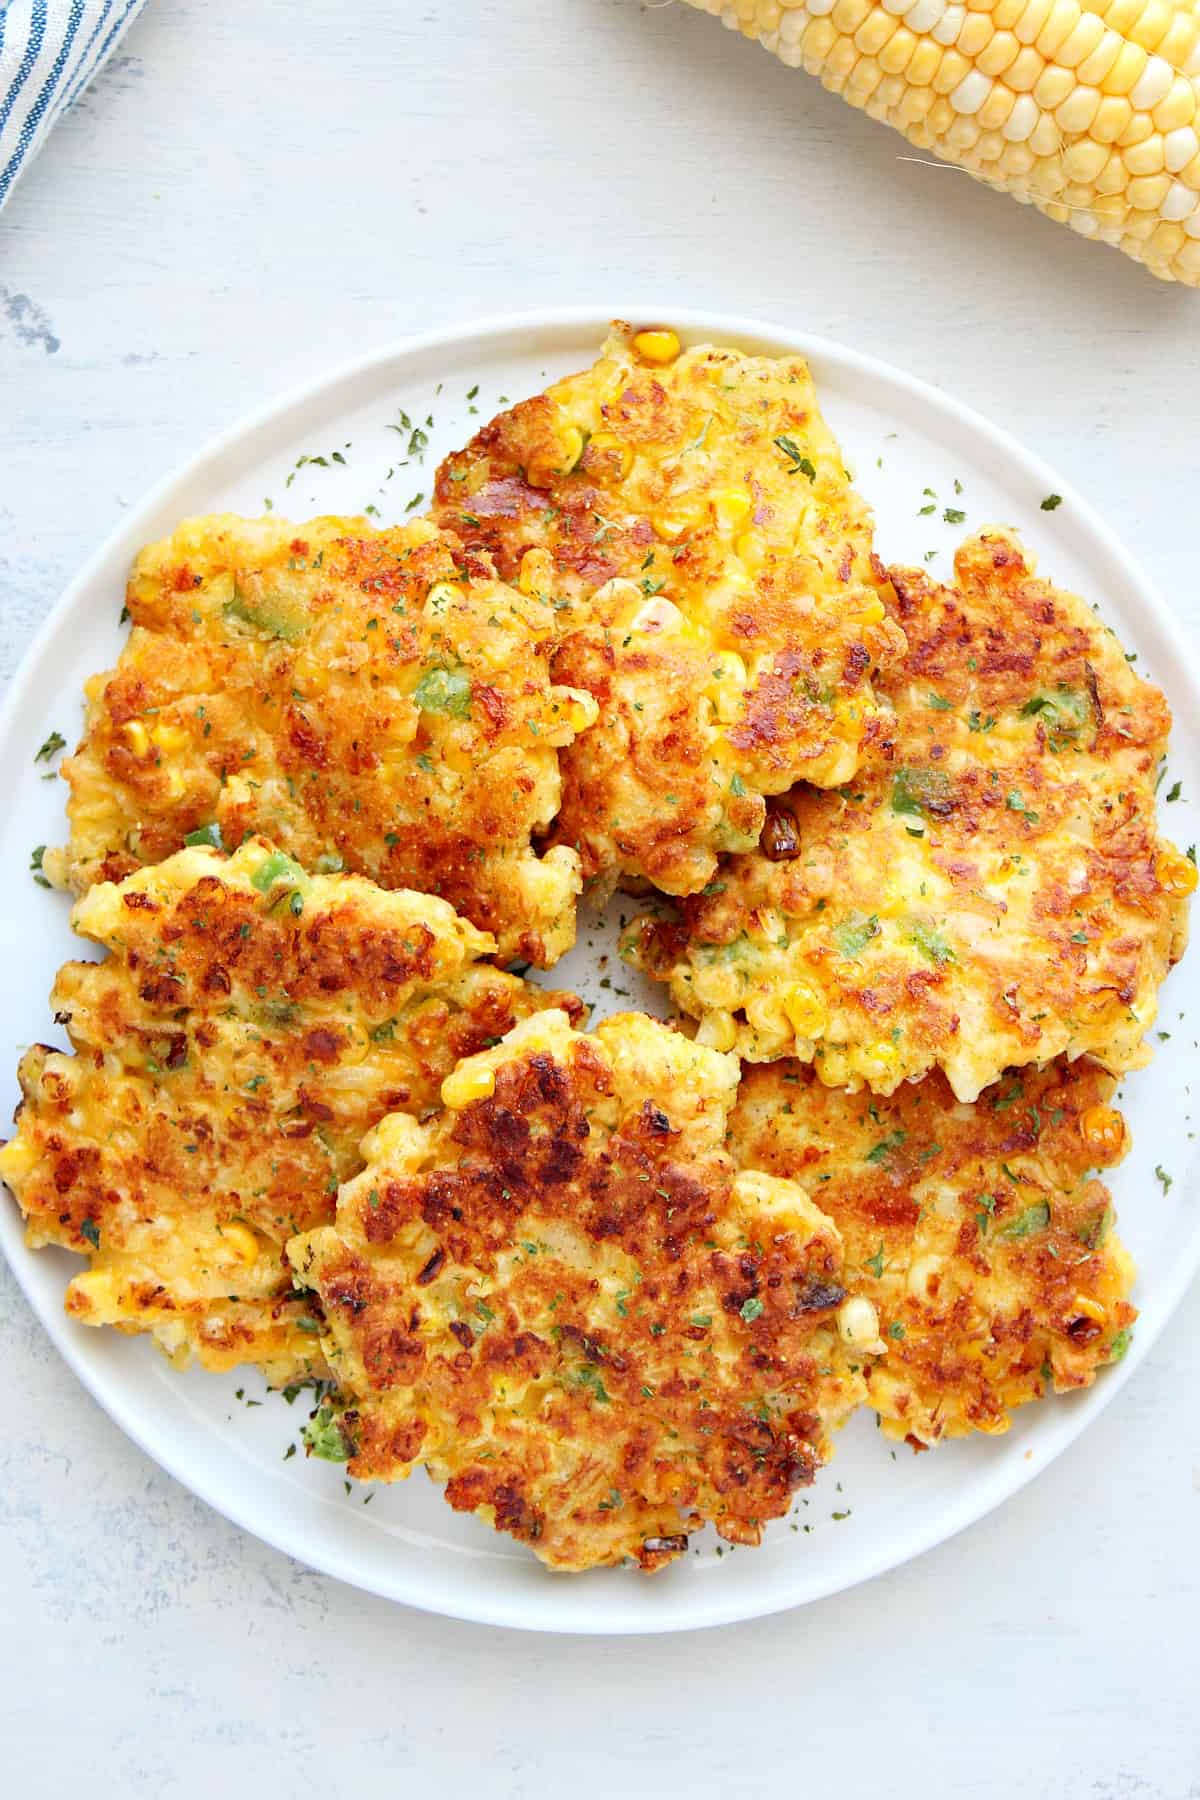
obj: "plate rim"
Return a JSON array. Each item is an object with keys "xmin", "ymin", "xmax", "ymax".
[{"xmin": 2, "ymin": 302, "xmax": 1197, "ymax": 1635}]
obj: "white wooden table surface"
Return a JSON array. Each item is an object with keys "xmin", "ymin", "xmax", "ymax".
[{"xmin": 2, "ymin": 2, "xmax": 1198, "ymax": 1793}]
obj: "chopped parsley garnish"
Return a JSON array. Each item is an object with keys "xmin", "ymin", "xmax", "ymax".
[
  {"xmin": 1005, "ymin": 788, "xmax": 1040, "ymax": 825},
  {"xmin": 1108, "ymin": 1326, "xmax": 1133, "ymax": 1364},
  {"xmin": 1155, "ymin": 1164, "xmax": 1173, "ymax": 1195},
  {"xmin": 572, "ymin": 1364, "xmax": 611, "ymax": 1404},
  {"xmin": 740, "ymin": 1297, "xmax": 764, "ymax": 1322},
  {"xmin": 864, "ymin": 1243, "xmax": 886, "ymax": 1278},
  {"xmin": 80, "ymin": 1217, "xmax": 101, "ymax": 1249},
  {"xmin": 1040, "ymin": 493, "xmax": 1063, "ymax": 511},
  {"xmin": 866, "ymin": 1132, "xmax": 906, "ymax": 1168},
  {"xmin": 943, "ymin": 508, "xmax": 966, "ymax": 525},
  {"xmin": 34, "ymin": 730, "xmax": 66, "ymax": 763},
  {"xmin": 184, "ymin": 822, "xmax": 224, "ymax": 850},
  {"xmin": 773, "ymin": 435, "xmax": 816, "ymax": 481},
  {"xmin": 29, "ymin": 844, "xmax": 50, "ymax": 888}
]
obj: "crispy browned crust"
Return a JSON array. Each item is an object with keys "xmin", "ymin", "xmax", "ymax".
[
  {"xmin": 54, "ymin": 514, "xmax": 596, "ymax": 965},
  {"xmin": 288, "ymin": 1011, "xmax": 863, "ymax": 1571},
  {"xmin": 630, "ymin": 529, "xmax": 1192, "ymax": 1099},
  {"xmin": 731, "ymin": 1056, "xmax": 1137, "ymax": 1443},
  {"xmin": 435, "ymin": 324, "xmax": 901, "ymax": 895},
  {"xmin": 0, "ymin": 842, "xmax": 579, "ymax": 1381}
]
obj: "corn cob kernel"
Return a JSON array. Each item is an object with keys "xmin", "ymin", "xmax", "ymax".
[{"xmin": 687, "ymin": 0, "xmax": 1200, "ymax": 280}]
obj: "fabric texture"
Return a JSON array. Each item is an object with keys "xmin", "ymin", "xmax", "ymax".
[{"xmin": 0, "ymin": 0, "xmax": 148, "ymax": 212}]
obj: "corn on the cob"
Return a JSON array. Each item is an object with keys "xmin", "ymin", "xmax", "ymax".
[{"xmin": 685, "ymin": 0, "xmax": 1200, "ymax": 284}]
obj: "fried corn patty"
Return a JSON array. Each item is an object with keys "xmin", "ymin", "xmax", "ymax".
[
  {"xmin": 435, "ymin": 324, "xmax": 903, "ymax": 895},
  {"xmin": 0, "ymin": 841, "xmax": 580, "ymax": 1383},
  {"xmin": 731, "ymin": 1056, "xmax": 1137, "ymax": 1444},
  {"xmin": 52, "ymin": 513, "xmax": 598, "ymax": 966},
  {"xmin": 630, "ymin": 530, "xmax": 1194, "ymax": 1100},
  {"xmin": 287, "ymin": 1009, "xmax": 864, "ymax": 1572}
]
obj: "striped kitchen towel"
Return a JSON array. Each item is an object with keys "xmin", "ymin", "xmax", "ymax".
[{"xmin": 0, "ymin": 0, "xmax": 148, "ymax": 212}]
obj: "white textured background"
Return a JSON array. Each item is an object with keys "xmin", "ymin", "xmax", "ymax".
[{"xmin": 1, "ymin": 2, "xmax": 1198, "ymax": 1793}]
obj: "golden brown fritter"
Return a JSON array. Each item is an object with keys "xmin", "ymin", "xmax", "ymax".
[
  {"xmin": 629, "ymin": 529, "xmax": 1194, "ymax": 1100},
  {"xmin": 731, "ymin": 1056, "xmax": 1137, "ymax": 1445},
  {"xmin": 287, "ymin": 1010, "xmax": 864, "ymax": 1572},
  {"xmin": 435, "ymin": 324, "xmax": 903, "ymax": 895},
  {"xmin": 50, "ymin": 513, "xmax": 598, "ymax": 966},
  {"xmin": 0, "ymin": 841, "xmax": 580, "ymax": 1383}
]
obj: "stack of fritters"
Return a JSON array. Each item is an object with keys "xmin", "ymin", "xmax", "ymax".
[
  {"xmin": 288, "ymin": 1010, "xmax": 863, "ymax": 1571},
  {"xmin": 0, "ymin": 840, "xmax": 580, "ymax": 1383},
  {"xmin": 52, "ymin": 512, "xmax": 597, "ymax": 966},
  {"xmin": 437, "ymin": 323, "xmax": 904, "ymax": 896},
  {"xmin": 3, "ymin": 324, "xmax": 1192, "ymax": 1574},
  {"xmin": 628, "ymin": 529, "xmax": 1193, "ymax": 1101}
]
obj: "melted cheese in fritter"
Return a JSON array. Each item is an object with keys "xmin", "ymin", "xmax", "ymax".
[
  {"xmin": 435, "ymin": 324, "xmax": 902, "ymax": 895},
  {"xmin": 0, "ymin": 842, "xmax": 580, "ymax": 1383},
  {"xmin": 630, "ymin": 530, "xmax": 1194, "ymax": 1100},
  {"xmin": 731, "ymin": 1057, "xmax": 1137, "ymax": 1444},
  {"xmin": 52, "ymin": 513, "xmax": 598, "ymax": 966},
  {"xmin": 287, "ymin": 1010, "xmax": 863, "ymax": 1572}
]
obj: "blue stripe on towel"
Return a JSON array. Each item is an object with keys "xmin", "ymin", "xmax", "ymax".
[
  {"xmin": 59, "ymin": 0, "xmax": 113, "ymax": 113},
  {"xmin": 0, "ymin": 0, "xmax": 83, "ymax": 203}
]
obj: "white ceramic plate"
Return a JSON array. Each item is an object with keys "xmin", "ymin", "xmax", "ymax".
[{"xmin": 2, "ymin": 308, "xmax": 1197, "ymax": 1636}]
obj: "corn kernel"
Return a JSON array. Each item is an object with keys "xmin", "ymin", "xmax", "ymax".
[
  {"xmin": 653, "ymin": 507, "xmax": 698, "ymax": 543},
  {"xmin": 1126, "ymin": 133, "xmax": 1165, "ymax": 174},
  {"xmin": 1013, "ymin": 0, "xmax": 1054, "ymax": 45},
  {"xmin": 1077, "ymin": 27, "xmax": 1123, "ymax": 86},
  {"xmin": 629, "ymin": 594, "xmax": 686, "ymax": 635},
  {"xmin": 0, "ymin": 1135, "xmax": 37, "ymax": 1184},
  {"xmin": 712, "ymin": 489, "xmax": 754, "ymax": 533},
  {"xmin": 518, "ymin": 547, "xmax": 554, "ymax": 598},
  {"xmin": 837, "ymin": 1295, "xmax": 885, "ymax": 1349},
  {"xmin": 441, "ymin": 1061, "xmax": 497, "ymax": 1109},
  {"xmin": 957, "ymin": 13, "xmax": 995, "ymax": 57},
  {"xmin": 150, "ymin": 722, "xmax": 189, "ymax": 753},
  {"xmin": 1092, "ymin": 93, "xmax": 1133, "ymax": 140},
  {"xmin": 1070, "ymin": 1294, "xmax": 1107, "ymax": 1325},
  {"xmin": 1032, "ymin": 64, "xmax": 1073, "ymax": 109},
  {"xmin": 1006, "ymin": 45, "xmax": 1047, "ymax": 89},
  {"xmin": 782, "ymin": 981, "xmax": 827, "ymax": 1039},
  {"xmin": 1100, "ymin": 40, "xmax": 1147, "ymax": 95},
  {"xmin": 1079, "ymin": 1102, "xmax": 1127, "ymax": 1161},
  {"xmin": 1055, "ymin": 85, "xmax": 1100, "ymax": 132},
  {"xmin": 123, "ymin": 719, "xmax": 150, "ymax": 757},
  {"xmin": 698, "ymin": 1010, "xmax": 739, "ymax": 1053},
  {"xmin": 880, "ymin": 24, "xmax": 918, "ymax": 71},
  {"xmin": 977, "ymin": 27, "xmax": 1020, "ymax": 74},
  {"xmin": 1063, "ymin": 137, "xmax": 1107, "ymax": 181},
  {"xmin": 1153, "ymin": 76, "xmax": 1198, "ymax": 134},
  {"xmin": 1155, "ymin": 846, "xmax": 1198, "ymax": 897},
  {"xmin": 1128, "ymin": 171, "xmax": 1171, "ymax": 208},
  {"xmin": 220, "ymin": 1222, "xmax": 261, "ymax": 1267},
  {"xmin": 632, "ymin": 328, "xmax": 682, "ymax": 366},
  {"xmin": 1035, "ymin": 0, "xmax": 1082, "ymax": 60}
]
